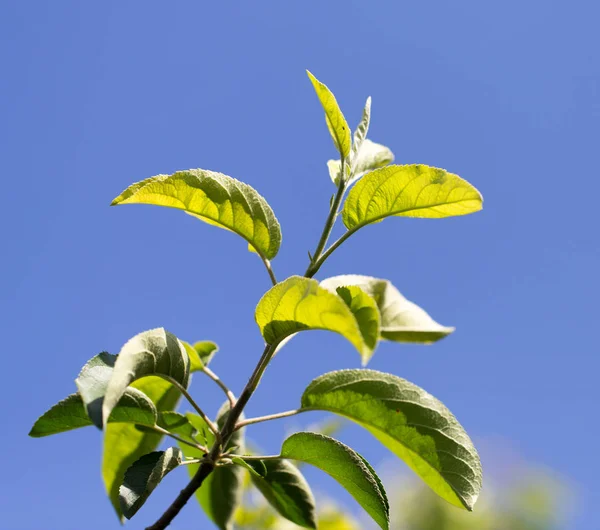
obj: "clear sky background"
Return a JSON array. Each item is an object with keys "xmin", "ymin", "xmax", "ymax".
[{"xmin": 1, "ymin": 2, "xmax": 598, "ymax": 529}]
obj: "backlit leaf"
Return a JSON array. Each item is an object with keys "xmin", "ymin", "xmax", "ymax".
[
  {"xmin": 119, "ymin": 447, "xmax": 183, "ymax": 519},
  {"xmin": 321, "ymin": 275, "xmax": 453, "ymax": 344},
  {"xmin": 307, "ymin": 70, "xmax": 351, "ymax": 158},
  {"xmin": 342, "ymin": 164, "xmax": 482, "ymax": 230},
  {"xmin": 112, "ymin": 169, "xmax": 282, "ymax": 259},
  {"xmin": 301, "ymin": 369, "xmax": 482, "ymax": 510},
  {"xmin": 281, "ymin": 432, "xmax": 389, "ymax": 530},
  {"xmin": 255, "ymin": 276, "xmax": 376, "ymax": 364},
  {"xmin": 183, "ymin": 340, "xmax": 219, "ymax": 372}
]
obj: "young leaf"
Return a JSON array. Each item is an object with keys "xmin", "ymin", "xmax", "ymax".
[
  {"xmin": 255, "ymin": 275, "xmax": 377, "ymax": 364},
  {"xmin": 329, "ymin": 139, "xmax": 395, "ymax": 186},
  {"xmin": 181, "ymin": 407, "xmax": 245, "ymax": 530},
  {"xmin": 235, "ymin": 458, "xmax": 317, "ymax": 529},
  {"xmin": 119, "ymin": 447, "xmax": 183, "ymax": 519},
  {"xmin": 183, "ymin": 340, "xmax": 218, "ymax": 372},
  {"xmin": 157, "ymin": 411, "xmax": 197, "ymax": 440},
  {"xmin": 350, "ymin": 97, "xmax": 371, "ymax": 167},
  {"xmin": 334, "ymin": 285, "xmax": 381, "ymax": 363},
  {"xmin": 342, "ymin": 164, "xmax": 483, "ymax": 230},
  {"xmin": 321, "ymin": 275, "xmax": 453, "ymax": 344},
  {"xmin": 111, "ymin": 169, "xmax": 282, "ymax": 259},
  {"xmin": 102, "ymin": 328, "xmax": 189, "ymax": 427},
  {"xmin": 103, "ymin": 376, "xmax": 182, "ymax": 519},
  {"xmin": 307, "ymin": 70, "xmax": 351, "ymax": 159},
  {"xmin": 281, "ymin": 432, "xmax": 389, "ymax": 530},
  {"xmin": 300, "ymin": 369, "xmax": 482, "ymax": 510}
]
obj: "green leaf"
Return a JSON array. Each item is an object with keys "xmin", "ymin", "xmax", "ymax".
[
  {"xmin": 103, "ymin": 376, "xmax": 182, "ymax": 520},
  {"xmin": 307, "ymin": 70, "xmax": 351, "ymax": 159},
  {"xmin": 301, "ymin": 369, "xmax": 482, "ymax": 510},
  {"xmin": 102, "ymin": 328, "xmax": 189, "ymax": 427},
  {"xmin": 329, "ymin": 139, "xmax": 395, "ymax": 186},
  {"xmin": 181, "ymin": 407, "xmax": 245, "ymax": 530},
  {"xmin": 111, "ymin": 169, "xmax": 282, "ymax": 259},
  {"xmin": 119, "ymin": 447, "xmax": 183, "ymax": 519},
  {"xmin": 255, "ymin": 275, "xmax": 376, "ymax": 364},
  {"xmin": 321, "ymin": 275, "xmax": 453, "ymax": 344},
  {"xmin": 281, "ymin": 432, "xmax": 389, "ymax": 530},
  {"xmin": 183, "ymin": 340, "xmax": 219, "ymax": 372},
  {"xmin": 157, "ymin": 411, "xmax": 197, "ymax": 440},
  {"xmin": 29, "ymin": 389, "xmax": 157, "ymax": 438},
  {"xmin": 334, "ymin": 285, "xmax": 381, "ymax": 363},
  {"xmin": 236, "ymin": 458, "xmax": 317, "ymax": 529},
  {"xmin": 75, "ymin": 352, "xmax": 158, "ymax": 429},
  {"xmin": 342, "ymin": 164, "xmax": 483, "ymax": 230},
  {"xmin": 29, "ymin": 394, "xmax": 96, "ymax": 437}
]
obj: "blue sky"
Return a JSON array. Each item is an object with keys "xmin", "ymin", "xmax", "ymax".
[{"xmin": 1, "ymin": 1, "xmax": 598, "ymax": 529}]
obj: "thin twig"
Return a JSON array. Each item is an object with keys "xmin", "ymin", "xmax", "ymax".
[
  {"xmin": 202, "ymin": 366, "xmax": 236, "ymax": 407},
  {"xmin": 258, "ymin": 252, "xmax": 278, "ymax": 286},
  {"xmin": 148, "ymin": 424, "xmax": 207, "ymax": 452},
  {"xmin": 235, "ymin": 409, "xmax": 304, "ymax": 430},
  {"xmin": 160, "ymin": 375, "xmax": 221, "ymax": 440}
]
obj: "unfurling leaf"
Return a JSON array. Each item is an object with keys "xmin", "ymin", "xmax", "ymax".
[
  {"xmin": 102, "ymin": 328, "xmax": 189, "ymax": 427},
  {"xmin": 255, "ymin": 275, "xmax": 379, "ymax": 364},
  {"xmin": 112, "ymin": 169, "xmax": 282, "ymax": 259},
  {"xmin": 342, "ymin": 164, "xmax": 482, "ymax": 230},
  {"xmin": 183, "ymin": 340, "xmax": 219, "ymax": 372},
  {"xmin": 119, "ymin": 447, "xmax": 183, "ymax": 519},
  {"xmin": 281, "ymin": 432, "xmax": 389, "ymax": 530},
  {"xmin": 307, "ymin": 70, "xmax": 351, "ymax": 159},
  {"xmin": 235, "ymin": 458, "xmax": 317, "ymax": 528},
  {"xmin": 301, "ymin": 369, "xmax": 482, "ymax": 510},
  {"xmin": 321, "ymin": 275, "xmax": 453, "ymax": 344},
  {"xmin": 329, "ymin": 139, "xmax": 395, "ymax": 187}
]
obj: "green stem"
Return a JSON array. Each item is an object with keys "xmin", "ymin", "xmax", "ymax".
[
  {"xmin": 305, "ymin": 159, "xmax": 347, "ymax": 277},
  {"xmin": 160, "ymin": 375, "xmax": 220, "ymax": 440},
  {"xmin": 258, "ymin": 252, "xmax": 278, "ymax": 286},
  {"xmin": 235, "ymin": 409, "xmax": 304, "ymax": 430},
  {"xmin": 202, "ymin": 366, "xmax": 236, "ymax": 407},
  {"xmin": 306, "ymin": 226, "xmax": 357, "ymax": 278},
  {"xmin": 148, "ymin": 425, "xmax": 207, "ymax": 452}
]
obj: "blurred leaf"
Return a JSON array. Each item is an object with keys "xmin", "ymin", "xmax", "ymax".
[
  {"xmin": 119, "ymin": 447, "xmax": 183, "ymax": 519},
  {"xmin": 102, "ymin": 328, "xmax": 189, "ymax": 427},
  {"xmin": 342, "ymin": 164, "xmax": 482, "ymax": 230},
  {"xmin": 103, "ymin": 376, "xmax": 181, "ymax": 520},
  {"xmin": 181, "ymin": 405, "xmax": 245, "ymax": 530},
  {"xmin": 281, "ymin": 432, "xmax": 389, "ymax": 530},
  {"xmin": 301, "ymin": 369, "xmax": 482, "ymax": 510},
  {"xmin": 112, "ymin": 169, "xmax": 282, "ymax": 259},
  {"xmin": 255, "ymin": 276, "xmax": 376, "ymax": 364},
  {"xmin": 321, "ymin": 275, "xmax": 453, "ymax": 344},
  {"xmin": 307, "ymin": 70, "xmax": 351, "ymax": 158}
]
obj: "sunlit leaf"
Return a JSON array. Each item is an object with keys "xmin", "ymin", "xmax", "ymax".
[
  {"xmin": 321, "ymin": 275, "xmax": 453, "ymax": 344},
  {"xmin": 301, "ymin": 369, "xmax": 482, "ymax": 510},
  {"xmin": 281, "ymin": 432, "xmax": 389, "ymax": 530},
  {"xmin": 102, "ymin": 328, "xmax": 189, "ymax": 427},
  {"xmin": 255, "ymin": 276, "xmax": 376, "ymax": 364},
  {"xmin": 112, "ymin": 169, "xmax": 282, "ymax": 259},
  {"xmin": 342, "ymin": 164, "xmax": 482, "ymax": 230},
  {"xmin": 307, "ymin": 70, "xmax": 351, "ymax": 158},
  {"xmin": 119, "ymin": 447, "xmax": 183, "ymax": 519}
]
